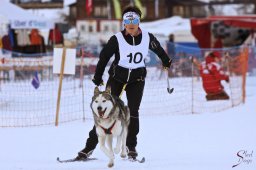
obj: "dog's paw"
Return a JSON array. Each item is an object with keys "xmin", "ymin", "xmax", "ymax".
[
  {"xmin": 114, "ymin": 148, "xmax": 120, "ymax": 154},
  {"xmin": 120, "ymin": 153, "xmax": 126, "ymax": 158},
  {"xmin": 108, "ymin": 161, "xmax": 114, "ymax": 168}
]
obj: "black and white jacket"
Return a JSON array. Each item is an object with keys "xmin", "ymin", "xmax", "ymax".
[{"xmin": 94, "ymin": 28, "xmax": 171, "ymax": 84}]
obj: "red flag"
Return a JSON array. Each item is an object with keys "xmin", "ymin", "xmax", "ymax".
[{"xmin": 86, "ymin": 0, "xmax": 93, "ymax": 17}]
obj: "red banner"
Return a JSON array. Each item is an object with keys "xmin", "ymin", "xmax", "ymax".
[{"xmin": 86, "ymin": 0, "xmax": 93, "ymax": 17}]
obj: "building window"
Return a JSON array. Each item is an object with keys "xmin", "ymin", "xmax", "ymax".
[
  {"xmin": 173, "ymin": 6, "xmax": 184, "ymax": 16},
  {"xmin": 94, "ymin": 6, "xmax": 108, "ymax": 17},
  {"xmin": 80, "ymin": 25, "xmax": 85, "ymax": 32},
  {"xmin": 89, "ymin": 25, "xmax": 93, "ymax": 32},
  {"xmin": 104, "ymin": 25, "xmax": 109, "ymax": 32},
  {"xmin": 70, "ymin": 7, "xmax": 77, "ymax": 18},
  {"xmin": 95, "ymin": 7, "xmax": 101, "ymax": 16}
]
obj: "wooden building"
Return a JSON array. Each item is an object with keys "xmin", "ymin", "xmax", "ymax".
[
  {"xmin": 69, "ymin": 0, "xmax": 208, "ymax": 26},
  {"xmin": 10, "ymin": 0, "xmax": 63, "ymax": 9}
]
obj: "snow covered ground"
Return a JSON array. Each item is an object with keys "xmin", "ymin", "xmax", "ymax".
[{"xmin": 0, "ymin": 76, "xmax": 255, "ymax": 170}]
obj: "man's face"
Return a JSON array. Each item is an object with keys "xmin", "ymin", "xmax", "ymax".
[
  {"xmin": 124, "ymin": 19, "xmax": 139, "ymax": 36},
  {"xmin": 123, "ymin": 12, "xmax": 140, "ymax": 36}
]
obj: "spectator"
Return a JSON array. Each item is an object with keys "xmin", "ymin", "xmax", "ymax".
[
  {"xmin": 199, "ymin": 51, "xmax": 230, "ymax": 100},
  {"xmin": 30, "ymin": 29, "xmax": 46, "ymax": 53},
  {"xmin": 167, "ymin": 33, "xmax": 175, "ymax": 58},
  {"xmin": 48, "ymin": 24, "xmax": 63, "ymax": 46}
]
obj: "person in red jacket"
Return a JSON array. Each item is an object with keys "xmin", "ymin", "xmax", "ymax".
[
  {"xmin": 48, "ymin": 25, "xmax": 63, "ymax": 46},
  {"xmin": 200, "ymin": 51, "xmax": 230, "ymax": 101}
]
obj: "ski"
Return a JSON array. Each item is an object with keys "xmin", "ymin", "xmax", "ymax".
[
  {"xmin": 128, "ymin": 156, "xmax": 145, "ymax": 163},
  {"xmin": 57, "ymin": 156, "xmax": 145, "ymax": 163},
  {"xmin": 56, "ymin": 157, "xmax": 97, "ymax": 163}
]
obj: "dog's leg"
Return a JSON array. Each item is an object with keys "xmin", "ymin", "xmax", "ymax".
[
  {"xmin": 106, "ymin": 135, "xmax": 114, "ymax": 167},
  {"xmin": 106, "ymin": 135, "xmax": 114, "ymax": 155},
  {"xmin": 114, "ymin": 136, "xmax": 121, "ymax": 154},
  {"xmin": 120, "ymin": 127, "xmax": 128, "ymax": 158},
  {"xmin": 98, "ymin": 136, "xmax": 112, "ymax": 159},
  {"xmin": 99, "ymin": 136, "xmax": 114, "ymax": 167}
]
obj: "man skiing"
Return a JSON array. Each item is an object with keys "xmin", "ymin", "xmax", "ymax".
[{"xmin": 74, "ymin": 5, "xmax": 172, "ymax": 162}]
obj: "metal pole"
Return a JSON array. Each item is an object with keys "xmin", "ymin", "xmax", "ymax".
[{"xmin": 191, "ymin": 56, "xmax": 194, "ymax": 114}]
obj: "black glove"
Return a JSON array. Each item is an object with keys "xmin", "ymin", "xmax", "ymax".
[
  {"xmin": 162, "ymin": 59, "xmax": 172, "ymax": 70},
  {"xmin": 92, "ymin": 77, "xmax": 104, "ymax": 86}
]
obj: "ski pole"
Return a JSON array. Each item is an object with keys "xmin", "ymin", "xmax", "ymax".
[{"xmin": 165, "ymin": 69, "xmax": 174, "ymax": 94}]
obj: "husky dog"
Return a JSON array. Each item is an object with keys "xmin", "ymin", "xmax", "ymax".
[{"xmin": 91, "ymin": 86, "xmax": 130, "ymax": 167}]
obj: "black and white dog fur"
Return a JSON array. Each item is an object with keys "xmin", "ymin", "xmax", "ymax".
[{"xmin": 91, "ymin": 86, "xmax": 130, "ymax": 167}]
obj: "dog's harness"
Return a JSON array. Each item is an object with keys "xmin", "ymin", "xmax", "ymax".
[{"xmin": 99, "ymin": 120, "xmax": 116, "ymax": 135}]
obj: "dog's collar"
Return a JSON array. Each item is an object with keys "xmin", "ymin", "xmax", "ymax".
[{"xmin": 99, "ymin": 120, "xmax": 116, "ymax": 135}]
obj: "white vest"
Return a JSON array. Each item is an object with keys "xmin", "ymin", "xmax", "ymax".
[{"xmin": 115, "ymin": 30, "xmax": 149, "ymax": 69}]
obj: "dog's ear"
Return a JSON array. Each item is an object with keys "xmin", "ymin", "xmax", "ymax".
[
  {"xmin": 105, "ymin": 86, "xmax": 111, "ymax": 94},
  {"xmin": 94, "ymin": 86, "xmax": 100, "ymax": 95}
]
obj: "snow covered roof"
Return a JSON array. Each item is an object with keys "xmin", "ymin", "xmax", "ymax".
[
  {"xmin": 0, "ymin": 0, "xmax": 54, "ymax": 29},
  {"xmin": 139, "ymin": 16, "xmax": 197, "ymax": 42},
  {"xmin": 140, "ymin": 16, "xmax": 191, "ymax": 37}
]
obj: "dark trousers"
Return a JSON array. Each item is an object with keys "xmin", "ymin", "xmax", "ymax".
[
  {"xmin": 82, "ymin": 78, "xmax": 145, "ymax": 153},
  {"xmin": 206, "ymin": 91, "xmax": 230, "ymax": 101}
]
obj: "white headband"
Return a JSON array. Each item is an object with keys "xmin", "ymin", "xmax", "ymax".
[{"xmin": 123, "ymin": 12, "xmax": 140, "ymax": 20}]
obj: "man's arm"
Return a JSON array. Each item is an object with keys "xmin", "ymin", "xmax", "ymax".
[
  {"xmin": 93, "ymin": 35, "xmax": 118, "ymax": 85},
  {"xmin": 148, "ymin": 33, "xmax": 172, "ymax": 68},
  {"xmin": 211, "ymin": 64, "xmax": 229, "ymax": 82}
]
